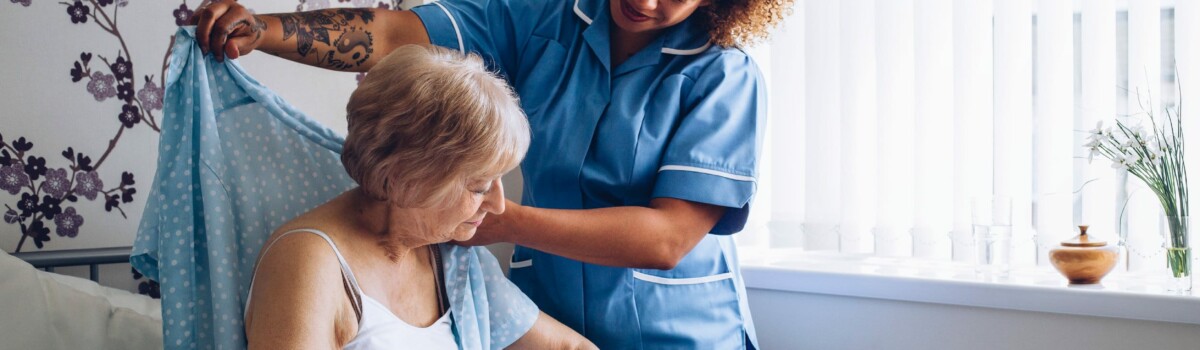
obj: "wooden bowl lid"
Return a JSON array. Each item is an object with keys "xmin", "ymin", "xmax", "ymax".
[{"xmin": 1062, "ymin": 225, "xmax": 1107, "ymax": 247}]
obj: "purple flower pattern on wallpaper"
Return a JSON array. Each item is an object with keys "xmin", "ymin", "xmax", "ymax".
[
  {"xmin": 2, "ymin": 0, "xmax": 170, "ymax": 261},
  {"xmin": 6, "ymin": 0, "xmax": 403, "ymax": 296},
  {"xmin": 67, "ymin": 1, "xmax": 89, "ymax": 24},
  {"xmin": 172, "ymin": 4, "xmax": 193, "ymax": 26},
  {"xmin": 74, "ymin": 170, "xmax": 103, "ymax": 201},
  {"xmin": 86, "ymin": 71, "xmax": 117, "ymax": 101},
  {"xmin": 0, "ymin": 165, "xmax": 29, "ymax": 195},
  {"xmin": 137, "ymin": 80, "xmax": 163, "ymax": 111},
  {"xmin": 42, "ymin": 168, "xmax": 71, "ymax": 199},
  {"xmin": 118, "ymin": 104, "xmax": 142, "ymax": 128},
  {"xmin": 54, "ymin": 208, "xmax": 84, "ymax": 237}
]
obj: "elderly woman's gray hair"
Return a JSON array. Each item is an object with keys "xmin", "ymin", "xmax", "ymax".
[{"xmin": 341, "ymin": 44, "xmax": 530, "ymax": 208}]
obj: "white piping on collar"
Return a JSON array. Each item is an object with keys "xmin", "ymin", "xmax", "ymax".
[
  {"xmin": 662, "ymin": 42, "xmax": 712, "ymax": 55},
  {"xmin": 574, "ymin": 0, "xmax": 594, "ymax": 25},
  {"xmin": 432, "ymin": 1, "xmax": 465, "ymax": 53}
]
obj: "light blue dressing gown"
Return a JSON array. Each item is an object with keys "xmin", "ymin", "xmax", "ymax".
[
  {"xmin": 131, "ymin": 27, "xmax": 537, "ymax": 350},
  {"xmin": 412, "ymin": 0, "xmax": 767, "ymax": 348}
]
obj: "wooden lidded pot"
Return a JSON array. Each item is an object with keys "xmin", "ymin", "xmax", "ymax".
[{"xmin": 1049, "ymin": 225, "xmax": 1119, "ymax": 284}]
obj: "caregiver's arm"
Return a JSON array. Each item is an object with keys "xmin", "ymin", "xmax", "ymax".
[
  {"xmin": 477, "ymin": 198, "xmax": 724, "ymax": 270},
  {"xmin": 192, "ymin": 1, "xmax": 429, "ymax": 71},
  {"xmin": 506, "ymin": 312, "xmax": 598, "ymax": 350}
]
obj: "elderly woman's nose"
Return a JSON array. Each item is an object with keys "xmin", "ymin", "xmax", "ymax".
[{"xmin": 483, "ymin": 179, "xmax": 506, "ymax": 214}]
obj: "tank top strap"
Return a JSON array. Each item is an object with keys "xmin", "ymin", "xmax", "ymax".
[{"xmin": 245, "ymin": 229, "xmax": 365, "ymax": 323}]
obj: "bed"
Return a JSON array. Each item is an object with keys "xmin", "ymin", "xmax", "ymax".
[{"xmin": 1, "ymin": 247, "xmax": 163, "ymax": 350}]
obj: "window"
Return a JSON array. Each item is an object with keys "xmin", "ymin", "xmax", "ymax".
[{"xmin": 741, "ymin": 0, "xmax": 1199, "ymax": 274}]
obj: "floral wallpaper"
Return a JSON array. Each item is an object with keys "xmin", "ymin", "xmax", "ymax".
[{"xmin": 1, "ymin": 0, "xmax": 403, "ymax": 295}]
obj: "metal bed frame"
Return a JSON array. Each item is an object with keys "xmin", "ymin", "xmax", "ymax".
[{"xmin": 10, "ymin": 246, "xmax": 133, "ymax": 283}]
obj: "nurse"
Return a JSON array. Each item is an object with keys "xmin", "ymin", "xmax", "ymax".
[{"xmin": 194, "ymin": 0, "xmax": 791, "ymax": 347}]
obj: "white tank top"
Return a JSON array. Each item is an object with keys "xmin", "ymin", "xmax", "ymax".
[{"xmin": 245, "ymin": 229, "xmax": 457, "ymax": 349}]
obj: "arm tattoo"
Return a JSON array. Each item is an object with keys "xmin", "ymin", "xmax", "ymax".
[
  {"xmin": 231, "ymin": 16, "xmax": 269, "ymax": 44},
  {"xmin": 275, "ymin": 9, "xmax": 376, "ymax": 70}
]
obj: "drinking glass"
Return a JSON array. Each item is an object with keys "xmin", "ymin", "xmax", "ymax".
[{"xmin": 973, "ymin": 196, "xmax": 1013, "ymax": 279}]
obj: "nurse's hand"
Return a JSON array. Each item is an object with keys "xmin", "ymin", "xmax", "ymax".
[
  {"xmin": 191, "ymin": 0, "xmax": 265, "ymax": 61},
  {"xmin": 457, "ymin": 199, "xmax": 522, "ymax": 246}
]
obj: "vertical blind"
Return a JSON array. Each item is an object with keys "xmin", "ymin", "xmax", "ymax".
[{"xmin": 743, "ymin": 0, "xmax": 1200, "ymax": 270}]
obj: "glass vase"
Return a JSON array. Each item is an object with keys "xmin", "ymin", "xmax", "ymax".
[{"xmin": 1164, "ymin": 216, "xmax": 1192, "ymax": 292}]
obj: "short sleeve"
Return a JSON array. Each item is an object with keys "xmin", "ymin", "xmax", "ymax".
[
  {"xmin": 410, "ymin": 0, "xmax": 546, "ymax": 76},
  {"xmin": 652, "ymin": 52, "xmax": 766, "ymax": 235},
  {"xmin": 440, "ymin": 245, "xmax": 538, "ymax": 349}
]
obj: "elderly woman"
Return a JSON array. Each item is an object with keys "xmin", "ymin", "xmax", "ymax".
[{"xmin": 242, "ymin": 45, "xmax": 594, "ymax": 349}]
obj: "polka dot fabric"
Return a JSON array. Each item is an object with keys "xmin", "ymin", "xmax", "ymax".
[{"xmin": 131, "ymin": 27, "xmax": 538, "ymax": 350}]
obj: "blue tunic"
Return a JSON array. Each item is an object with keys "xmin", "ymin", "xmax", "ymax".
[
  {"xmin": 132, "ymin": 27, "xmax": 539, "ymax": 350},
  {"xmin": 413, "ymin": 0, "xmax": 766, "ymax": 348}
]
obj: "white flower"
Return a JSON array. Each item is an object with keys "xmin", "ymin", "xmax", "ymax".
[
  {"xmin": 1130, "ymin": 124, "xmax": 1146, "ymax": 137},
  {"xmin": 1089, "ymin": 121, "xmax": 1105, "ymax": 137},
  {"xmin": 1111, "ymin": 154, "xmax": 1127, "ymax": 169}
]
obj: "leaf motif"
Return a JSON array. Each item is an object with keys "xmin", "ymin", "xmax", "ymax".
[
  {"xmin": 121, "ymin": 188, "xmax": 136, "ymax": 203},
  {"xmin": 13, "ymin": 137, "xmax": 33, "ymax": 152},
  {"xmin": 76, "ymin": 154, "xmax": 93, "ymax": 172},
  {"xmin": 70, "ymin": 62, "xmax": 85, "ymax": 82}
]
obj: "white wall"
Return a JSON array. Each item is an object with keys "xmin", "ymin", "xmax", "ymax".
[{"xmin": 747, "ymin": 288, "xmax": 1200, "ymax": 349}]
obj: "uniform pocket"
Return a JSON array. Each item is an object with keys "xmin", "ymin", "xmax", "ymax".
[
  {"xmin": 632, "ymin": 271, "xmax": 732, "ymax": 285},
  {"xmin": 632, "ymin": 271, "xmax": 745, "ymax": 348},
  {"xmin": 631, "ymin": 235, "xmax": 745, "ymax": 347}
]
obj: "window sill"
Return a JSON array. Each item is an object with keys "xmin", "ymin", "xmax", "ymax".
[{"xmin": 738, "ymin": 248, "xmax": 1200, "ymax": 325}]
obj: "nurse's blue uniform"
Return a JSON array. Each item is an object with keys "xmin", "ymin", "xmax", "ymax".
[{"xmin": 412, "ymin": 0, "xmax": 766, "ymax": 348}]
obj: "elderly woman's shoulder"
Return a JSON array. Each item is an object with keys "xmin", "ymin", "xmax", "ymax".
[{"xmin": 251, "ymin": 227, "xmax": 353, "ymax": 306}]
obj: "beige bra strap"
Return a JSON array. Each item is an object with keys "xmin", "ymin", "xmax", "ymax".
[{"xmin": 245, "ymin": 229, "xmax": 364, "ymax": 323}]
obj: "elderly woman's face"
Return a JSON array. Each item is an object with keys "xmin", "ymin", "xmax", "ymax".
[{"xmin": 425, "ymin": 176, "xmax": 506, "ymax": 242}]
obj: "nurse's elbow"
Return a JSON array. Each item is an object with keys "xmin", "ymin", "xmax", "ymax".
[
  {"xmin": 644, "ymin": 257, "xmax": 679, "ymax": 271},
  {"xmin": 645, "ymin": 244, "xmax": 689, "ymax": 270}
]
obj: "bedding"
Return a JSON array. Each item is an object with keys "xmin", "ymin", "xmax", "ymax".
[
  {"xmin": 131, "ymin": 27, "xmax": 537, "ymax": 350},
  {"xmin": 0, "ymin": 250, "xmax": 162, "ymax": 350}
]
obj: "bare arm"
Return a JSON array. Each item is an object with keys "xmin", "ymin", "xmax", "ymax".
[
  {"xmin": 192, "ymin": 2, "xmax": 430, "ymax": 72},
  {"xmin": 466, "ymin": 198, "xmax": 726, "ymax": 270},
  {"xmin": 245, "ymin": 234, "xmax": 355, "ymax": 349},
  {"xmin": 506, "ymin": 312, "xmax": 597, "ymax": 350}
]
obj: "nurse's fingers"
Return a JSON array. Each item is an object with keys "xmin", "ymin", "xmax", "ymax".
[
  {"xmin": 194, "ymin": 1, "xmax": 232, "ymax": 55},
  {"xmin": 208, "ymin": 5, "xmax": 255, "ymax": 62}
]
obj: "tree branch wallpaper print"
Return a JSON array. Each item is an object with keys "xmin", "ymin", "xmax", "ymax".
[{"xmin": 1, "ymin": 0, "xmax": 390, "ymax": 293}]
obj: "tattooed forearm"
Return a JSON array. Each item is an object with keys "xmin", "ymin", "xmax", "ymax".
[
  {"xmin": 232, "ymin": 16, "xmax": 269, "ymax": 44},
  {"xmin": 272, "ymin": 9, "xmax": 376, "ymax": 71}
]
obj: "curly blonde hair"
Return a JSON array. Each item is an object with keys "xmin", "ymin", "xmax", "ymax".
[{"xmin": 702, "ymin": 0, "xmax": 794, "ymax": 48}]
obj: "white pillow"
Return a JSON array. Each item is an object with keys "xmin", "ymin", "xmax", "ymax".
[{"xmin": 0, "ymin": 250, "xmax": 162, "ymax": 350}]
